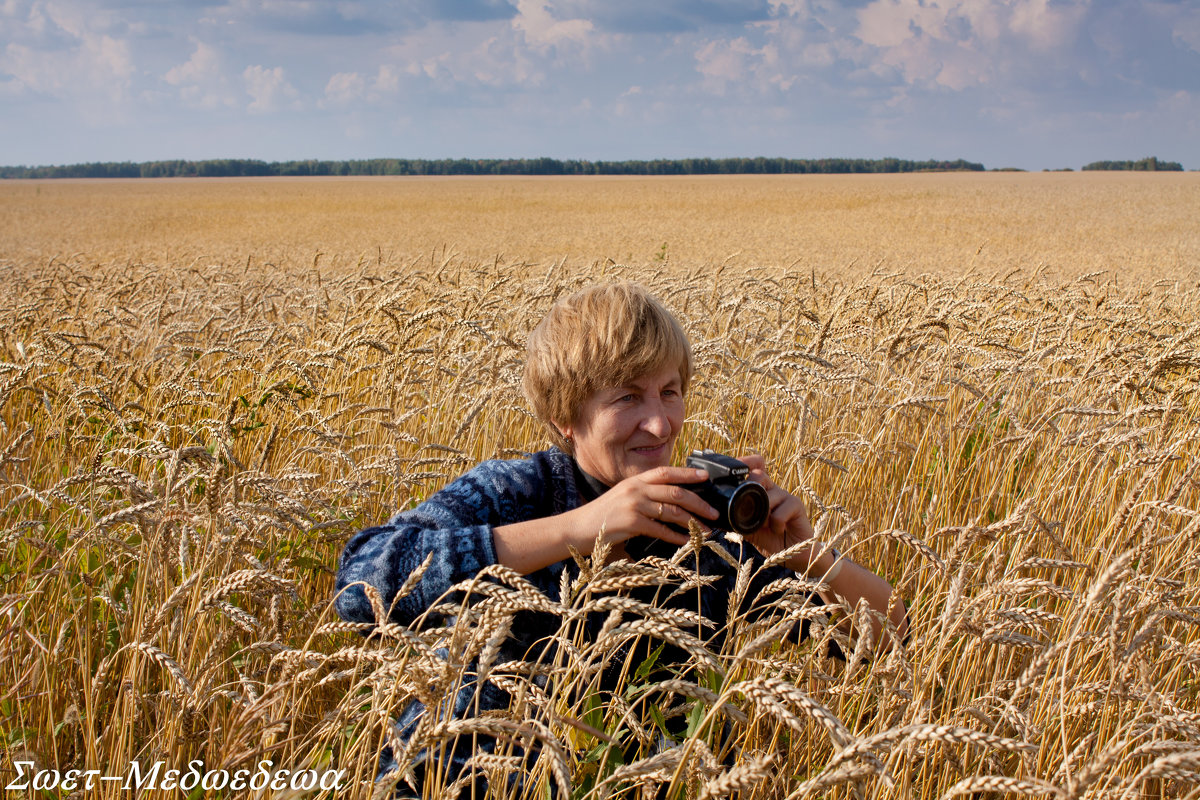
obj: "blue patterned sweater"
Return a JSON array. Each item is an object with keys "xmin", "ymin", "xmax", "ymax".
[{"xmin": 334, "ymin": 448, "xmax": 580, "ymax": 629}]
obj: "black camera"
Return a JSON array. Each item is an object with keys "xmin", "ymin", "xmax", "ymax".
[{"xmin": 684, "ymin": 450, "xmax": 770, "ymax": 535}]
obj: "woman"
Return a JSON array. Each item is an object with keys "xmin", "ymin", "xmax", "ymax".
[{"xmin": 335, "ymin": 282, "xmax": 907, "ymax": 795}]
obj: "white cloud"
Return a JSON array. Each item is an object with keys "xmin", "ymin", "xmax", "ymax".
[
  {"xmin": 512, "ymin": 0, "xmax": 594, "ymax": 52},
  {"xmin": 38, "ymin": 1, "xmax": 88, "ymax": 40},
  {"xmin": 851, "ymin": 0, "xmax": 1090, "ymax": 90},
  {"xmin": 373, "ymin": 64, "xmax": 400, "ymax": 94},
  {"xmin": 390, "ymin": 22, "xmax": 545, "ymax": 89},
  {"xmin": 855, "ymin": 0, "xmax": 978, "ymax": 89},
  {"xmin": 694, "ymin": 36, "xmax": 791, "ymax": 94},
  {"xmin": 164, "ymin": 41, "xmax": 236, "ymax": 110},
  {"xmin": 1007, "ymin": 0, "xmax": 1087, "ymax": 51},
  {"xmin": 852, "ymin": 1, "xmax": 981, "ymax": 89},
  {"xmin": 324, "ymin": 71, "xmax": 365, "ymax": 104},
  {"xmin": 470, "ymin": 33, "xmax": 541, "ymax": 86},
  {"xmin": 243, "ymin": 64, "xmax": 299, "ymax": 113},
  {"xmin": 320, "ymin": 65, "xmax": 402, "ymax": 107},
  {"xmin": 856, "ymin": 0, "xmax": 932, "ymax": 50},
  {"xmin": 695, "ymin": 37, "xmax": 750, "ymax": 92},
  {"xmin": 165, "ymin": 42, "xmax": 219, "ymax": 86},
  {"xmin": 2, "ymin": 43, "xmax": 59, "ymax": 95},
  {"xmin": 89, "ymin": 32, "xmax": 132, "ymax": 79},
  {"xmin": 0, "ymin": 1, "xmax": 134, "ymax": 104}
]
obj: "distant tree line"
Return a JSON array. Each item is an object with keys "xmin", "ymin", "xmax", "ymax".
[
  {"xmin": 1082, "ymin": 157, "xmax": 1183, "ymax": 172},
  {"xmin": 0, "ymin": 156, "xmax": 987, "ymax": 179}
]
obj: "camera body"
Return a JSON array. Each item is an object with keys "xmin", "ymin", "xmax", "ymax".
[{"xmin": 684, "ymin": 450, "xmax": 770, "ymax": 535}]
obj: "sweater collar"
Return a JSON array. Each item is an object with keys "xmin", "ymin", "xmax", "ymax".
[{"xmin": 571, "ymin": 458, "xmax": 611, "ymax": 503}]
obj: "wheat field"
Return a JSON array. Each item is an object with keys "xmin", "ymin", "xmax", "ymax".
[
  {"xmin": 1, "ymin": 174, "xmax": 1199, "ymax": 798},
  {"xmin": 3, "ymin": 173, "xmax": 1199, "ymax": 277}
]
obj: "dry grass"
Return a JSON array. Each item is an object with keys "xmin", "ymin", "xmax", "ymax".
[{"xmin": 1, "ymin": 176, "xmax": 1199, "ymax": 798}]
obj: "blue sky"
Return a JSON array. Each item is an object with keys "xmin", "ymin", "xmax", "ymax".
[{"xmin": 2, "ymin": 0, "xmax": 1198, "ymax": 170}]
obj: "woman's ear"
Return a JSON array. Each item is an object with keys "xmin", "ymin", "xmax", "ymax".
[{"xmin": 555, "ymin": 422, "xmax": 573, "ymax": 443}]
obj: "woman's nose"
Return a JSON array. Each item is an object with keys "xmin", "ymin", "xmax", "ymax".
[{"xmin": 641, "ymin": 400, "xmax": 671, "ymax": 437}]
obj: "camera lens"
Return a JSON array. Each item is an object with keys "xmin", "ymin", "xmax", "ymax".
[{"xmin": 727, "ymin": 482, "xmax": 770, "ymax": 534}]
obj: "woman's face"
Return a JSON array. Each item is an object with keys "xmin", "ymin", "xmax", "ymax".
[{"xmin": 561, "ymin": 364, "xmax": 685, "ymax": 487}]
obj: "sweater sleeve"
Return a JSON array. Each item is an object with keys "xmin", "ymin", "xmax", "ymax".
[{"xmin": 333, "ymin": 453, "xmax": 565, "ymax": 627}]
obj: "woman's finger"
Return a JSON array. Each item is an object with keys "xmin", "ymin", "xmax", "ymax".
[
  {"xmin": 647, "ymin": 483, "xmax": 719, "ymax": 521},
  {"xmin": 769, "ymin": 491, "xmax": 808, "ymax": 535},
  {"xmin": 761, "ymin": 486, "xmax": 793, "ymax": 535},
  {"xmin": 643, "ymin": 523, "xmax": 693, "ymax": 547},
  {"xmin": 740, "ymin": 456, "xmax": 780, "ymax": 493},
  {"xmin": 649, "ymin": 499, "xmax": 716, "ymax": 532},
  {"xmin": 639, "ymin": 466, "xmax": 710, "ymax": 486},
  {"xmin": 632, "ymin": 497, "xmax": 692, "ymax": 542},
  {"xmin": 739, "ymin": 453, "xmax": 766, "ymax": 471}
]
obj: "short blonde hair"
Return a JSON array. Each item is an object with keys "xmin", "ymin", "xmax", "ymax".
[{"xmin": 523, "ymin": 283, "xmax": 693, "ymax": 451}]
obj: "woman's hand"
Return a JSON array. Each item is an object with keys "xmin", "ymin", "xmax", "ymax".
[
  {"xmin": 566, "ymin": 466, "xmax": 719, "ymax": 553},
  {"xmin": 738, "ymin": 454, "xmax": 826, "ymax": 573},
  {"xmin": 493, "ymin": 466, "xmax": 718, "ymax": 575}
]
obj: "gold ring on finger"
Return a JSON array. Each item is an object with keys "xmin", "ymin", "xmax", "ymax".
[{"xmin": 657, "ymin": 502, "xmax": 664, "ymax": 520}]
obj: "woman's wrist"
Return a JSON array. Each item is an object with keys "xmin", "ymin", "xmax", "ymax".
[
  {"xmin": 494, "ymin": 506, "xmax": 589, "ymax": 575},
  {"xmin": 789, "ymin": 541, "xmax": 845, "ymax": 582}
]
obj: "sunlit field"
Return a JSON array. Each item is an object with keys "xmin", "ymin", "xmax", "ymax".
[{"xmin": 1, "ymin": 174, "xmax": 1199, "ymax": 798}]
